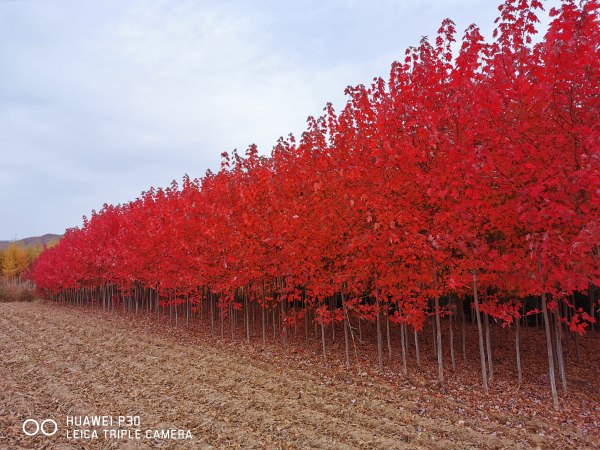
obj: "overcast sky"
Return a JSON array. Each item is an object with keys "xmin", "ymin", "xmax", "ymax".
[{"xmin": 0, "ymin": 0, "xmax": 560, "ymax": 240}]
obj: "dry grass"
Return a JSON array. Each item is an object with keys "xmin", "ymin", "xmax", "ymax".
[{"xmin": 0, "ymin": 281, "xmax": 35, "ymax": 303}]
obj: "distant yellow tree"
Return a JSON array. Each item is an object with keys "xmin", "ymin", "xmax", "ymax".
[
  {"xmin": 2, "ymin": 244, "xmax": 29, "ymax": 279},
  {"xmin": 26, "ymin": 244, "xmax": 43, "ymax": 265}
]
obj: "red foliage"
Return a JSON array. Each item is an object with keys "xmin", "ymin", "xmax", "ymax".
[{"xmin": 30, "ymin": 0, "xmax": 599, "ymax": 336}]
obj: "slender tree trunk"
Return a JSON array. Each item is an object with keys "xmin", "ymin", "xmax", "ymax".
[
  {"xmin": 515, "ymin": 317, "xmax": 522, "ymax": 385},
  {"xmin": 230, "ymin": 302, "xmax": 234, "ymax": 339},
  {"xmin": 484, "ymin": 312, "xmax": 493, "ymax": 383},
  {"xmin": 210, "ymin": 294, "xmax": 215, "ymax": 335},
  {"xmin": 321, "ymin": 322, "xmax": 327, "ymax": 361},
  {"xmin": 282, "ymin": 298, "xmax": 288, "ymax": 350},
  {"xmin": 434, "ymin": 296, "xmax": 444, "ymax": 382},
  {"xmin": 261, "ymin": 285, "xmax": 266, "ymax": 345},
  {"xmin": 472, "ymin": 272, "xmax": 489, "ymax": 394},
  {"xmin": 400, "ymin": 322, "xmax": 407, "ymax": 376},
  {"xmin": 542, "ymin": 292, "xmax": 560, "ymax": 410},
  {"xmin": 331, "ymin": 297, "xmax": 335, "ymax": 343},
  {"xmin": 200, "ymin": 294, "xmax": 204, "ymax": 324},
  {"xmin": 386, "ymin": 308, "xmax": 393, "ymax": 360},
  {"xmin": 376, "ymin": 295, "xmax": 384, "ymax": 371},
  {"xmin": 304, "ymin": 298, "xmax": 309, "ymax": 343},
  {"xmin": 220, "ymin": 302, "xmax": 224, "ymax": 339},
  {"xmin": 262, "ymin": 306, "xmax": 266, "ymax": 346},
  {"xmin": 359, "ymin": 317, "xmax": 363, "ymax": 343},
  {"xmin": 432, "ymin": 319, "xmax": 437, "ymax": 355},
  {"xmin": 414, "ymin": 328, "xmax": 421, "ymax": 369},
  {"xmin": 342, "ymin": 291, "xmax": 350, "ymax": 368},
  {"xmin": 343, "ymin": 304, "xmax": 350, "ymax": 368},
  {"xmin": 590, "ymin": 282, "xmax": 596, "ymax": 332},
  {"xmin": 554, "ymin": 309, "xmax": 567, "ymax": 392},
  {"xmin": 461, "ymin": 297, "xmax": 467, "ymax": 362},
  {"xmin": 574, "ymin": 331, "xmax": 580, "ymax": 364},
  {"xmin": 245, "ymin": 291, "xmax": 250, "ymax": 342},
  {"xmin": 564, "ymin": 301, "xmax": 570, "ymax": 355},
  {"xmin": 403, "ymin": 322, "xmax": 409, "ymax": 358},
  {"xmin": 293, "ymin": 302, "xmax": 297, "ymax": 337},
  {"xmin": 449, "ymin": 296, "xmax": 456, "ymax": 371}
]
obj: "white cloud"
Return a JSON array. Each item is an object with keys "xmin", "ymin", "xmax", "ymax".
[{"xmin": 0, "ymin": 0, "xmax": 560, "ymax": 238}]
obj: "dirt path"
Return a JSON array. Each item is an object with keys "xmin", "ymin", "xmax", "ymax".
[{"xmin": 0, "ymin": 302, "xmax": 596, "ymax": 449}]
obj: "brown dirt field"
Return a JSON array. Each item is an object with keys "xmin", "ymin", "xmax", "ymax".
[{"xmin": 0, "ymin": 301, "xmax": 597, "ymax": 449}]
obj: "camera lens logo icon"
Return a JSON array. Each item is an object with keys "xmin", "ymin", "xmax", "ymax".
[{"xmin": 22, "ymin": 419, "xmax": 58, "ymax": 436}]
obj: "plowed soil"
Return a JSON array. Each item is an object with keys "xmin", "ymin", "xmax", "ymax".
[{"xmin": 0, "ymin": 301, "xmax": 597, "ymax": 449}]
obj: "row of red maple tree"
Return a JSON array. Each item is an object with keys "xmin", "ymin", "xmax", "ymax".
[{"xmin": 30, "ymin": 0, "xmax": 598, "ymax": 409}]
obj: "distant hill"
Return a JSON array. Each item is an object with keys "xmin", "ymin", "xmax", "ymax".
[{"xmin": 0, "ymin": 234, "xmax": 62, "ymax": 249}]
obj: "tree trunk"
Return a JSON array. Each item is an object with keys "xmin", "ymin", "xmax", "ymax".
[
  {"xmin": 343, "ymin": 304, "xmax": 350, "ymax": 368},
  {"xmin": 359, "ymin": 317, "xmax": 363, "ymax": 343},
  {"xmin": 386, "ymin": 308, "xmax": 393, "ymax": 360},
  {"xmin": 321, "ymin": 322, "xmax": 327, "ymax": 361},
  {"xmin": 449, "ymin": 296, "xmax": 456, "ymax": 371},
  {"xmin": 554, "ymin": 309, "xmax": 567, "ymax": 392},
  {"xmin": 590, "ymin": 282, "xmax": 596, "ymax": 332},
  {"xmin": 230, "ymin": 302, "xmax": 234, "ymax": 339},
  {"xmin": 542, "ymin": 293, "xmax": 560, "ymax": 410},
  {"xmin": 574, "ymin": 331, "xmax": 580, "ymax": 364},
  {"xmin": 305, "ymin": 300, "xmax": 309, "ymax": 343},
  {"xmin": 342, "ymin": 291, "xmax": 350, "ymax": 368},
  {"xmin": 434, "ymin": 296, "xmax": 444, "ymax": 382},
  {"xmin": 220, "ymin": 303, "xmax": 224, "ymax": 339},
  {"xmin": 261, "ymin": 285, "xmax": 266, "ymax": 345},
  {"xmin": 414, "ymin": 328, "xmax": 421, "ymax": 369},
  {"xmin": 331, "ymin": 297, "xmax": 335, "ymax": 343},
  {"xmin": 461, "ymin": 296, "xmax": 467, "ymax": 362},
  {"xmin": 484, "ymin": 312, "xmax": 493, "ymax": 383},
  {"xmin": 210, "ymin": 294, "xmax": 215, "ymax": 335},
  {"xmin": 400, "ymin": 322, "xmax": 408, "ymax": 376},
  {"xmin": 282, "ymin": 299, "xmax": 288, "ymax": 350},
  {"xmin": 472, "ymin": 272, "xmax": 489, "ymax": 394},
  {"xmin": 515, "ymin": 316, "xmax": 522, "ymax": 385},
  {"xmin": 245, "ymin": 291, "xmax": 250, "ymax": 343},
  {"xmin": 376, "ymin": 296, "xmax": 384, "ymax": 371},
  {"xmin": 262, "ymin": 306, "xmax": 266, "ymax": 346}
]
